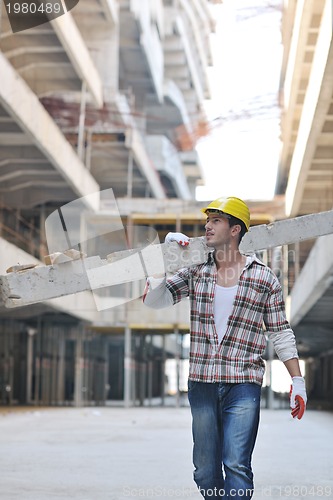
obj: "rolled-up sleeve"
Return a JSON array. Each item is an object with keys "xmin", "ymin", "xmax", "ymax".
[
  {"xmin": 264, "ymin": 284, "xmax": 299, "ymax": 362},
  {"xmin": 143, "ymin": 268, "xmax": 190, "ymax": 309},
  {"xmin": 268, "ymin": 329, "xmax": 298, "ymax": 362},
  {"xmin": 143, "ymin": 276, "xmax": 173, "ymax": 309}
]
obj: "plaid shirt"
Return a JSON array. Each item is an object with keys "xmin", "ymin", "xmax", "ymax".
[{"xmin": 144, "ymin": 253, "xmax": 298, "ymax": 386}]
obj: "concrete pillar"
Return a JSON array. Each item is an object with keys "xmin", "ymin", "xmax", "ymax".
[
  {"xmin": 57, "ymin": 332, "xmax": 66, "ymax": 404},
  {"xmin": 294, "ymin": 242, "xmax": 300, "ymax": 281},
  {"xmin": 124, "ymin": 325, "xmax": 132, "ymax": 408},
  {"xmin": 138, "ymin": 334, "xmax": 146, "ymax": 407},
  {"xmin": 77, "ymin": 81, "xmax": 87, "ymax": 162},
  {"xmin": 147, "ymin": 335, "xmax": 153, "ymax": 406},
  {"xmin": 74, "ymin": 326, "xmax": 84, "ymax": 408},
  {"xmin": 26, "ymin": 328, "xmax": 37, "ymax": 404},
  {"xmin": 161, "ymin": 335, "xmax": 166, "ymax": 407},
  {"xmin": 34, "ymin": 318, "xmax": 42, "ymax": 405},
  {"xmin": 175, "ymin": 328, "xmax": 180, "ymax": 408}
]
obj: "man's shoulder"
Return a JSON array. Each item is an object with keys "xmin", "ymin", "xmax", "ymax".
[
  {"xmin": 245, "ymin": 254, "xmax": 281, "ymax": 285},
  {"xmin": 190, "ymin": 253, "xmax": 215, "ymax": 275}
]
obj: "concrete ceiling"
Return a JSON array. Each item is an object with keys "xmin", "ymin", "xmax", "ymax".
[
  {"xmin": 277, "ymin": 0, "xmax": 333, "ymax": 216},
  {"xmin": 274, "ymin": 0, "xmax": 333, "ymax": 360},
  {"xmin": 0, "ymin": 103, "xmax": 76, "ymax": 207}
]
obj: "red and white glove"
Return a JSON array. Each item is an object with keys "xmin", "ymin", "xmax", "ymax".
[
  {"xmin": 290, "ymin": 376, "xmax": 307, "ymax": 420},
  {"xmin": 165, "ymin": 232, "xmax": 189, "ymax": 247}
]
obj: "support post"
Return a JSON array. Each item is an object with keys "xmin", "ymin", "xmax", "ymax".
[
  {"xmin": 139, "ymin": 334, "xmax": 146, "ymax": 407},
  {"xmin": 124, "ymin": 325, "xmax": 132, "ymax": 408},
  {"xmin": 175, "ymin": 328, "xmax": 180, "ymax": 408},
  {"xmin": 74, "ymin": 325, "xmax": 84, "ymax": 408},
  {"xmin": 161, "ymin": 334, "xmax": 166, "ymax": 407},
  {"xmin": 294, "ymin": 241, "xmax": 300, "ymax": 281},
  {"xmin": 77, "ymin": 81, "xmax": 87, "ymax": 162},
  {"xmin": 57, "ymin": 331, "xmax": 65, "ymax": 404},
  {"xmin": 147, "ymin": 334, "xmax": 153, "ymax": 406},
  {"xmin": 127, "ymin": 152, "xmax": 133, "ymax": 198},
  {"xmin": 34, "ymin": 318, "xmax": 42, "ymax": 406},
  {"xmin": 26, "ymin": 328, "xmax": 36, "ymax": 404}
]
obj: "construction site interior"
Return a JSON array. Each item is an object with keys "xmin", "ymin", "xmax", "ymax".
[{"xmin": 0, "ymin": 0, "xmax": 333, "ymax": 410}]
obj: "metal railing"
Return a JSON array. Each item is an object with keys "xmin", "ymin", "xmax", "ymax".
[{"xmin": 0, "ymin": 202, "xmax": 47, "ymax": 260}]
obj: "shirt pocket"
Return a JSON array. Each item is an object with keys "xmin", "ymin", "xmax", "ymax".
[{"xmin": 244, "ymin": 282, "xmax": 269, "ymax": 306}]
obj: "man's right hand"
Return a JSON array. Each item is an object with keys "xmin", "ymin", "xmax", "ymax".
[{"xmin": 165, "ymin": 232, "xmax": 190, "ymax": 246}]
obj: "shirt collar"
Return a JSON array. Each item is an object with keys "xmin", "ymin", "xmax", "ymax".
[
  {"xmin": 207, "ymin": 251, "xmax": 265, "ymax": 268},
  {"xmin": 244, "ymin": 253, "xmax": 266, "ymax": 268}
]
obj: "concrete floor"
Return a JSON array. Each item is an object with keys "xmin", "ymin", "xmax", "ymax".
[{"xmin": 0, "ymin": 407, "xmax": 332, "ymax": 500}]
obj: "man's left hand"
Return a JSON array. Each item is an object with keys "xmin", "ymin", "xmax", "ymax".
[{"xmin": 290, "ymin": 376, "xmax": 307, "ymax": 420}]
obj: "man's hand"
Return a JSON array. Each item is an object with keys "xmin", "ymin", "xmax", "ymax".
[
  {"xmin": 165, "ymin": 232, "xmax": 190, "ymax": 247},
  {"xmin": 290, "ymin": 376, "xmax": 307, "ymax": 419}
]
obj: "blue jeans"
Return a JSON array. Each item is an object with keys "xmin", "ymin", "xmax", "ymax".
[{"xmin": 188, "ymin": 381, "xmax": 261, "ymax": 500}]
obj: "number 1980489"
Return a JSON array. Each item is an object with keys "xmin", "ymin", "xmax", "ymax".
[{"xmin": 6, "ymin": 2, "xmax": 62, "ymax": 14}]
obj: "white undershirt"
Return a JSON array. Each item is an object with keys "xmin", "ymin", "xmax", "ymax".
[{"xmin": 213, "ymin": 284, "xmax": 238, "ymax": 343}]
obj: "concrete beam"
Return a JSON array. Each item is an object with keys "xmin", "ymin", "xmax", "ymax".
[
  {"xmin": 2, "ymin": 210, "xmax": 333, "ymax": 308},
  {"xmin": 0, "ymin": 53, "xmax": 100, "ymax": 211},
  {"xmin": 51, "ymin": 13, "xmax": 103, "ymax": 107},
  {"xmin": 0, "ymin": 238, "xmax": 97, "ymax": 321},
  {"xmin": 125, "ymin": 128, "xmax": 166, "ymax": 199},
  {"xmin": 285, "ymin": 0, "xmax": 333, "ymax": 216},
  {"xmin": 179, "ymin": 0, "xmax": 211, "ymax": 98},
  {"xmin": 100, "ymin": 0, "xmax": 119, "ymax": 25},
  {"xmin": 239, "ymin": 209, "xmax": 333, "ymax": 253},
  {"xmin": 283, "ymin": 0, "xmax": 316, "ymax": 111},
  {"xmin": 0, "ymin": 239, "xmax": 208, "ymax": 308},
  {"xmin": 279, "ymin": 0, "xmax": 325, "ymax": 193},
  {"xmin": 175, "ymin": 16, "xmax": 204, "ymax": 104}
]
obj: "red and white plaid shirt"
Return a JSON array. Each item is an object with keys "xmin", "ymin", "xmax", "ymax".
[{"xmin": 143, "ymin": 253, "xmax": 298, "ymax": 386}]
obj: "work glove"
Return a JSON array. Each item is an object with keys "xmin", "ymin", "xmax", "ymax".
[
  {"xmin": 290, "ymin": 376, "xmax": 307, "ymax": 420},
  {"xmin": 165, "ymin": 232, "xmax": 190, "ymax": 247}
]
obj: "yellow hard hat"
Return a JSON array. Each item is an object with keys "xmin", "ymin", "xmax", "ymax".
[{"xmin": 200, "ymin": 196, "xmax": 250, "ymax": 231}]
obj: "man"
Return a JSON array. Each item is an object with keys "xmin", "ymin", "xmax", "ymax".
[{"xmin": 143, "ymin": 196, "xmax": 307, "ymax": 500}]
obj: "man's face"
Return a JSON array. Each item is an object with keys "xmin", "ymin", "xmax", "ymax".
[{"xmin": 204, "ymin": 212, "xmax": 233, "ymax": 248}]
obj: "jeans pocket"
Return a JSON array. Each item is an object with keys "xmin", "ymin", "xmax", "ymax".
[{"xmin": 188, "ymin": 379, "xmax": 197, "ymax": 393}]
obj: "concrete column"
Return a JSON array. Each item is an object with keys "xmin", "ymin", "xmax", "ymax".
[
  {"xmin": 175, "ymin": 328, "xmax": 181, "ymax": 408},
  {"xmin": 147, "ymin": 335, "xmax": 153, "ymax": 406},
  {"xmin": 77, "ymin": 82, "xmax": 87, "ymax": 162},
  {"xmin": 127, "ymin": 153, "xmax": 133, "ymax": 198},
  {"xmin": 57, "ymin": 332, "xmax": 66, "ymax": 404},
  {"xmin": 74, "ymin": 326, "xmax": 84, "ymax": 408},
  {"xmin": 161, "ymin": 334, "xmax": 166, "ymax": 407},
  {"xmin": 124, "ymin": 325, "xmax": 132, "ymax": 408},
  {"xmin": 26, "ymin": 328, "xmax": 37, "ymax": 404},
  {"xmin": 294, "ymin": 242, "xmax": 300, "ymax": 281},
  {"xmin": 34, "ymin": 318, "xmax": 42, "ymax": 405},
  {"xmin": 138, "ymin": 334, "xmax": 146, "ymax": 407}
]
